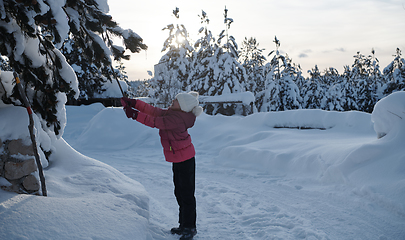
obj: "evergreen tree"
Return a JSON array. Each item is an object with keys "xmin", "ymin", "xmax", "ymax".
[
  {"xmin": 303, "ymin": 65, "xmax": 324, "ymax": 109},
  {"xmin": 258, "ymin": 37, "xmax": 282, "ymax": 112},
  {"xmin": 0, "ymin": 0, "xmax": 146, "ymax": 137},
  {"xmin": 205, "ymin": 7, "xmax": 247, "ymax": 115},
  {"xmin": 116, "ymin": 61, "xmax": 129, "ymax": 83},
  {"xmin": 186, "ymin": 7, "xmax": 246, "ymax": 115},
  {"xmin": 0, "ymin": 0, "xmax": 78, "ymax": 136},
  {"xmin": 352, "ymin": 50, "xmax": 381, "ymax": 113},
  {"xmin": 62, "ymin": 0, "xmax": 147, "ymax": 100},
  {"xmin": 322, "ymin": 67, "xmax": 344, "ymax": 111},
  {"xmin": 340, "ymin": 65, "xmax": 359, "ymax": 111},
  {"xmin": 221, "ymin": 6, "xmax": 238, "ymax": 58},
  {"xmin": 239, "ymin": 37, "xmax": 266, "ymax": 95},
  {"xmin": 61, "ymin": 38, "xmax": 106, "ymax": 99},
  {"xmin": 279, "ymin": 54, "xmax": 302, "ymax": 110},
  {"xmin": 259, "ymin": 37, "xmax": 301, "ymax": 111},
  {"xmin": 382, "ymin": 48, "xmax": 405, "ymax": 95},
  {"xmin": 150, "ymin": 8, "xmax": 193, "ymax": 107},
  {"xmin": 209, "ymin": 46, "xmax": 246, "ymax": 95},
  {"xmin": 367, "ymin": 49, "xmax": 384, "ymax": 101},
  {"xmin": 188, "ymin": 10, "xmax": 216, "ymax": 94},
  {"xmin": 133, "ymin": 79, "xmax": 150, "ymax": 98},
  {"xmin": 116, "ymin": 61, "xmax": 136, "ymax": 98},
  {"xmin": 213, "ymin": 6, "xmax": 246, "ymax": 96}
]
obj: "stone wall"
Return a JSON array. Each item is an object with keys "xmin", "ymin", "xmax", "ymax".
[{"xmin": 0, "ymin": 138, "xmax": 40, "ymax": 194}]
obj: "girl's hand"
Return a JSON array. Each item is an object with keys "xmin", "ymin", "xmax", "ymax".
[
  {"xmin": 123, "ymin": 106, "xmax": 139, "ymax": 120},
  {"xmin": 120, "ymin": 97, "xmax": 137, "ymax": 108}
]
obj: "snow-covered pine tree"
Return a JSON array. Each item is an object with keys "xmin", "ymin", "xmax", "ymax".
[
  {"xmin": 115, "ymin": 61, "xmax": 136, "ymax": 98},
  {"xmin": 208, "ymin": 7, "xmax": 247, "ymax": 115},
  {"xmin": 382, "ymin": 48, "xmax": 405, "ymax": 96},
  {"xmin": 257, "ymin": 37, "xmax": 282, "ymax": 112},
  {"xmin": 0, "ymin": 0, "xmax": 146, "ymax": 138},
  {"xmin": 367, "ymin": 49, "xmax": 384, "ymax": 101},
  {"xmin": 340, "ymin": 65, "xmax": 359, "ymax": 111},
  {"xmin": 352, "ymin": 50, "xmax": 381, "ymax": 113},
  {"xmin": 278, "ymin": 54, "xmax": 302, "ymax": 110},
  {"xmin": 150, "ymin": 7, "xmax": 193, "ymax": 107},
  {"xmin": 187, "ymin": 10, "xmax": 216, "ymax": 95},
  {"xmin": 259, "ymin": 37, "xmax": 301, "ymax": 112},
  {"xmin": 189, "ymin": 7, "xmax": 247, "ymax": 115},
  {"xmin": 61, "ymin": 38, "xmax": 106, "ymax": 99},
  {"xmin": 322, "ymin": 67, "xmax": 344, "ymax": 111},
  {"xmin": 211, "ymin": 42, "xmax": 246, "ymax": 96},
  {"xmin": 62, "ymin": 0, "xmax": 147, "ymax": 100},
  {"xmin": 206, "ymin": 7, "xmax": 246, "ymax": 97},
  {"xmin": 303, "ymin": 65, "xmax": 324, "ymax": 109},
  {"xmin": 133, "ymin": 79, "xmax": 150, "ymax": 97},
  {"xmin": 239, "ymin": 37, "xmax": 266, "ymax": 98},
  {"xmin": 0, "ymin": 0, "xmax": 79, "ymax": 136}
]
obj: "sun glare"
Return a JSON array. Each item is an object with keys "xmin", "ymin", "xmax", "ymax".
[{"xmin": 175, "ymin": 35, "xmax": 186, "ymax": 45}]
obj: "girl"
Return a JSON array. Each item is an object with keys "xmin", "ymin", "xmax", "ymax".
[{"xmin": 121, "ymin": 92, "xmax": 203, "ymax": 240}]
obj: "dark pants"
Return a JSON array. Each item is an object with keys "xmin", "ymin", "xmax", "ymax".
[{"xmin": 172, "ymin": 157, "xmax": 196, "ymax": 229}]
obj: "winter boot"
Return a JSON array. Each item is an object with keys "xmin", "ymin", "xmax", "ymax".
[
  {"xmin": 179, "ymin": 228, "xmax": 197, "ymax": 240},
  {"xmin": 170, "ymin": 226, "xmax": 184, "ymax": 235}
]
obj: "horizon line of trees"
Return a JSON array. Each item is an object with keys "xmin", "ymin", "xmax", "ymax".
[{"xmin": 135, "ymin": 7, "xmax": 404, "ymax": 115}]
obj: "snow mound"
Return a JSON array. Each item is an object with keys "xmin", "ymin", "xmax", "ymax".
[
  {"xmin": 372, "ymin": 91, "xmax": 405, "ymax": 138},
  {"xmin": 0, "ymin": 137, "xmax": 150, "ymax": 240},
  {"xmin": 189, "ymin": 106, "xmax": 405, "ymax": 214},
  {"xmin": 1, "ymin": 105, "xmax": 150, "ymax": 240},
  {"xmin": 190, "ymin": 110, "xmax": 374, "ymax": 178}
]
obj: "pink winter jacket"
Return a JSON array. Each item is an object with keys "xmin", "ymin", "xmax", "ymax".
[{"xmin": 134, "ymin": 100, "xmax": 196, "ymax": 163}]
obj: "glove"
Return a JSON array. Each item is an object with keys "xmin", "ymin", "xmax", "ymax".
[
  {"xmin": 124, "ymin": 106, "xmax": 139, "ymax": 120},
  {"xmin": 120, "ymin": 97, "xmax": 137, "ymax": 108}
]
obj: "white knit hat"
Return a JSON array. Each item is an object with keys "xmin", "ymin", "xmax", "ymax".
[{"xmin": 175, "ymin": 91, "xmax": 203, "ymax": 117}]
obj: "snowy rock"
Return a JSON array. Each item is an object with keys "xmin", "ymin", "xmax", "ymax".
[
  {"xmin": 4, "ymin": 158, "xmax": 37, "ymax": 180},
  {"xmin": 1, "ymin": 137, "xmax": 40, "ymax": 193},
  {"xmin": 22, "ymin": 174, "xmax": 39, "ymax": 191},
  {"xmin": 7, "ymin": 139, "xmax": 34, "ymax": 156},
  {"xmin": 371, "ymin": 91, "xmax": 405, "ymax": 138}
]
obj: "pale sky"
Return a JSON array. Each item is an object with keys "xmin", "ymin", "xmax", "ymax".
[{"xmin": 107, "ymin": 0, "xmax": 405, "ymax": 80}]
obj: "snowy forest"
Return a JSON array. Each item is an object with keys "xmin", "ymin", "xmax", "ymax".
[
  {"xmin": 1, "ymin": 2, "xmax": 404, "ymax": 133},
  {"xmin": 139, "ymin": 8, "xmax": 405, "ymax": 115}
]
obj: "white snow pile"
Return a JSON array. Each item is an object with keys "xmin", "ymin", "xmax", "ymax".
[
  {"xmin": 0, "ymin": 106, "xmax": 149, "ymax": 239},
  {"xmin": 1, "ymin": 92, "xmax": 404, "ymax": 239},
  {"xmin": 372, "ymin": 91, "xmax": 405, "ymax": 138}
]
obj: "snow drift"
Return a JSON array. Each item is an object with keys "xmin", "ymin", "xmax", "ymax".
[{"xmin": 1, "ymin": 92, "xmax": 404, "ymax": 239}]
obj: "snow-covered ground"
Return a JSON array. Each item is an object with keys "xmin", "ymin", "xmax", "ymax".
[{"xmin": 1, "ymin": 92, "xmax": 405, "ymax": 239}]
